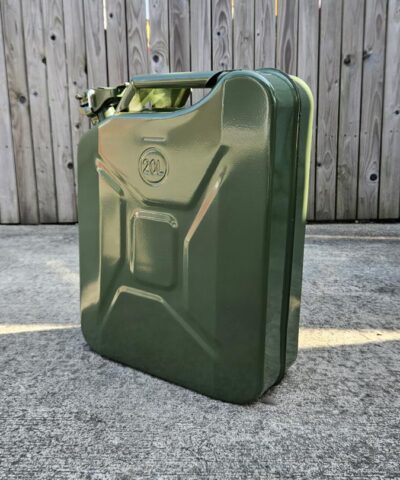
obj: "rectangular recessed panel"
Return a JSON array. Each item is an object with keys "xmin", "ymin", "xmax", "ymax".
[{"xmin": 132, "ymin": 211, "xmax": 178, "ymax": 288}]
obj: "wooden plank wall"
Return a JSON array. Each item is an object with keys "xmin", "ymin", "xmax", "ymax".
[{"xmin": 0, "ymin": 0, "xmax": 399, "ymax": 223}]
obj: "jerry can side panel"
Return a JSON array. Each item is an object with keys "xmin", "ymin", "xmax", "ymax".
[
  {"xmin": 257, "ymin": 71, "xmax": 313, "ymax": 377},
  {"xmin": 285, "ymin": 77, "xmax": 313, "ymax": 368},
  {"xmin": 252, "ymin": 70, "xmax": 300, "ymax": 390}
]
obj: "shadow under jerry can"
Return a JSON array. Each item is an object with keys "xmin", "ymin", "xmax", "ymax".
[{"xmin": 78, "ymin": 69, "xmax": 313, "ymax": 404}]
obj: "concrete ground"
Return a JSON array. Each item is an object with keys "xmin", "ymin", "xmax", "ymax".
[{"xmin": 0, "ymin": 224, "xmax": 399, "ymax": 480}]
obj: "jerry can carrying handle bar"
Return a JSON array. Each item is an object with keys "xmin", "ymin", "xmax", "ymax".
[
  {"xmin": 115, "ymin": 70, "xmax": 225, "ymax": 115},
  {"xmin": 131, "ymin": 71, "xmax": 224, "ymax": 89}
]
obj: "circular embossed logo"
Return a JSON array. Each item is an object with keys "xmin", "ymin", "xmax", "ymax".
[{"xmin": 139, "ymin": 148, "xmax": 168, "ymax": 185}]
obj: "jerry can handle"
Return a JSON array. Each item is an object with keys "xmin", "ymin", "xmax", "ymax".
[
  {"xmin": 131, "ymin": 71, "xmax": 224, "ymax": 90},
  {"xmin": 78, "ymin": 71, "xmax": 227, "ymax": 122}
]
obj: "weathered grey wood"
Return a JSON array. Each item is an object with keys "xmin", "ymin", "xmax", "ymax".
[
  {"xmin": 42, "ymin": 0, "xmax": 76, "ymax": 222},
  {"xmin": 149, "ymin": 0, "xmax": 170, "ymax": 73},
  {"xmin": 358, "ymin": 0, "xmax": 387, "ymax": 219},
  {"xmin": 212, "ymin": 0, "xmax": 232, "ymax": 70},
  {"xmin": 106, "ymin": 0, "xmax": 128, "ymax": 85},
  {"xmin": 1, "ymin": 0, "xmax": 39, "ymax": 223},
  {"xmin": 22, "ymin": 0, "xmax": 57, "ymax": 223},
  {"xmin": 1, "ymin": 0, "xmax": 400, "ymax": 224},
  {"xmin": 276, "ymin": 0, "xmax": 298, "ymax": 74},
  {"xmin": 255, "ymin": 0, "xmax": 276, "ymax": 68},
  {"xmin": 379, "ymin": 0, "xmax": 400, "ymax": 219},
  {"xmin": 0, "ymin": 6, "xmax": 19, "ymax": 223},
  {"xmin": 234, "ymin": 0, "xmax": 254, "ymax": 69},
  {"xmin": 336, "ymin": 0, "xmax": 364, "ymax": 220},
  {"xmin": 297, "ymin": 0, "xmax": 319, "ymax": 220},
  {"xmin": 190, "ymin": 0, "xmax": 211, "ymax": 103},
  {"xmin": 84, "ymin": 0, "xmax": 108, "ymax": 86},
  {"xmin": 316, "ymin": 0, "xmax": 342, "ymax": 220},
  {"xmin": 126, "ymin": 0, "xmax": 149, "ymax": 77},
  {"xmin": 169, "ymin": 0, "xmax": 190, "ymax": 72},
  {"xmin": 63, "ymin": 0, "xmax": 88, "ymax": 191}
]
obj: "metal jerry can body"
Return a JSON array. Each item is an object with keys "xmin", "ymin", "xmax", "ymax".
[{"xmin": 78, "ymin": 69, "xmax": 313, "ymax": 404}]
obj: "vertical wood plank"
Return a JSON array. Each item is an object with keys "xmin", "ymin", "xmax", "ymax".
[
  {"xmin": 63, "ymin": 0, "xmax": 88, "ymax": 191},
  {"xmin": 84, "ymin": 0, "xmax": 108, "ymax": 86},
  {"xmin": 22, "ymin": 0, "xmax": 57, "ymax": 223},
  {"xmin": 126, "ymin": 0, "xmax": 149, "ymax": 77},
  {"xmin": 0, "ymin": 6, "xmax": 19, "ymax": 223},
  {"xmin": 255, "ymin": 0, "xmax": 276, "ymax": 68},
  {"xmin": 169, "ymin": 0, "xmax": 190, "ymax": 72},
  {"xmin": 212, "ymin": 0, "xmax": 232, "ymax": 70},
  {"xmin": 316, "ymin": 0, "xmax": 342, "ymax": 220},
  {"xmin": 276, "ymin": 0, "xmax": 298, "ymax": 74},
  {"xmin": 42, "ymin": 0, "xmax": 76, "ymax": 222},
  {"xmin": 149, "ymin": 0, "xmax": 170, "ymax": 73},
  {"xmin": 297, "ymin": 0, "xmax": 319, "ymax": 220},
  {"xmin": 234, "ymin": 0, "xmax": 254, "ymax": 69},
  {"xmin": 379, "ymin": 0, "xmax": 400, "ymax": 219},
  {"xmin": 358, "ymin": 0, "xmax": 387, "ymax": 219},
  {"xmin": 336, "ymin": 0, "xmax": 364, "ymax": 220},
  {"xmin": 0, "ymin": 0, "xmax": 397, "ymax": 224},
  {"xmin": 190, "ymin": 0, "xmax": 211, "ymax": 103},
  {"xmin": 1, "ymin": 0, "xmax": 39, "ymax": 224},
  {"xmin": 106, "ymin": 0, "xmax": 128, "ymax": 84}
]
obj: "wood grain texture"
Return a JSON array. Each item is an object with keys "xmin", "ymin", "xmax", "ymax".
[
  {"xmin": 149, "ymin": 0, "xmax": 170, "ymax": 73},
  {"xmin": 212, "ymin": 0, "xmax": 232, "ymax": 70},
  {"xmin": 84, "ymin": 0, "xmax": 108, "ymax": 86},
  {"xmin": 234, "ymin": 0, "xmax": 254, "ymax": 69},
  {"xmin": 276, "ymin": 0, "xmax": 298, "ymax": 74},
  {"xmin": 379, "ymin": 0, "xmax": 400, "ymax": 219},
  {"xmin": 106, "ymin": 0, "xmax": 128, "ymax": 84},
  {"xmin": 316, "ymin": 0, "xmax": 342, "ymax": 220},
  {"xmin": 358, "ymin": 0, "xmax": 387, "ymax": 219},
  {"xmin": 297, "ymin": 0, "xmax": 319, "ymax": 220},
  {"xmin": 63, "ymin": 0, "xmax": 88, "ymax": 191},
  {"xmin": 255, "ymin": 0, "xmax": 276, "ymax": 68},
  {"xmin": 190, "ymin": 0, "xmax": 211, "ymax": 103},
  {"xmin": 126, "ymin": 0, "xmax": 149, "ymax": 77},
  {"xmin": 336, "ymin": 0, "xmax": 364, "ymax": 220},
  {"xmin": 1, "ymin": 0, "xmax": 39, "ymax": 223},
  {"xmin": 42, "ymin": 0, "xmax": 76, "ymax": 222},
  {"xmin": 1, "ymin": 0, "xmax": 399, "ymax": 223},
  {"xmin": 169, "ymin": 0, "xmax": 190, "ymax": 72},
  {"xmin": 22, "ymin": 0, "xmax": 57, "ymax": 223},
  {"xmin": 0, "ymin": 6, "xmax": 19, "ymax": 223}
]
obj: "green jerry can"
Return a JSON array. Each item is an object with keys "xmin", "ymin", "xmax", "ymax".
[{"xmin": 77, "ymin": 69, "xmax": 313, "ymax": 404}]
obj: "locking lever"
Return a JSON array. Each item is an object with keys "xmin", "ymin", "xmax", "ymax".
[{"xmin": 76, "ymin": 84, "xmax": 127, "ymax": 123}]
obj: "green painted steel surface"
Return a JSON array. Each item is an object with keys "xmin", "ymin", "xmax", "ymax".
[{"xmin": 78, "ymin": 69, "xmax": 313, "ymax": 404}]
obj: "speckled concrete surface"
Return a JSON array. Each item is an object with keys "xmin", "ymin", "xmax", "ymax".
[{"xmin": 0, "ymin": 224, "xmax": 399, "ymax": 479}]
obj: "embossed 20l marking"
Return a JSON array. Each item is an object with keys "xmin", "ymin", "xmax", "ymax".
[
  {"xmin": 139, "ymin": 148, "xmax": 168, "ymax": 185},
  {"xmin": 142, "ymin": 157, "xmax": 164, "ymax": 176}
]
